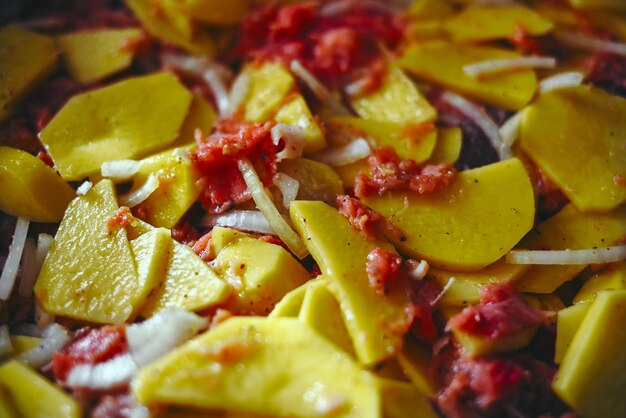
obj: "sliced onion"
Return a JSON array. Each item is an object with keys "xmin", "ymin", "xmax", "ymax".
[
  {"xmin": 101, "ymin": 160, "xmax": 141, "ymax": 180},
  {"xmin": 35, "ymin": 233, "xmax": 54, "ymax": 272},
  {"xmin": 539, "ymin": 71, "xmax": 584, "ymax": 94},
  {"xmin": 0, "ymin": 325, "xmax": 13, "ymax": 356},
  {"xmin": 441, "ymin": 91, "xmax": 510, "ymax": 160},
  {"xmin": 173, "ymin": 147, "xmax": 191, "ymax": 163},
  {"xmin": 272, "ymin": 123, "xmax": 307, "ymax": 161},
  {"xmin": 238, "ymin": 158, "xmax": 309, "ymax": 259},
  {"xmin": 226, "ymin": 72, "xmax": 250, "ymax": 116},
  {"xmin": 507, "ymin": 245, "xmax": 626, "ymax": 265},
  {"xmin": 119, "ymin": 174, "xmax": 160, "ymax": 208},
  {"xmin": 431, "ymin": 277, "xmax": 456, "ymax": 307},
  {"xmin": 17, "ymin": 237, "xmax": 37, "ymax": 297},
  {"xmin": 127, "ymin": 308, "xmax": 207, "ymax": 367},
  {"xmin": 273, "ymin": 173, "xmax": 300, "ymax": 209},
  {"xmin": 34, "ymin": 299, "xmax": 55, "ymax": 328},
  {"xmin": 0, "ymin": 217, "xmax": 30, "ymax": 301},
  {"xmin": 463, "ymin": 57, "xmax": 557, "ymax": 78},
  {"xmin": 290, "ymin": 60, "xmax": 350, "ymax": 116},
  {"xmin": 203, "ymin": 210, "xmax": 275, "ymax": 235},
  {"xmin": 558, "ymin": 31, "xmax": 626, "ymax": 56},
  {"xmin": 311, "ymin": 138, "xmax": 371, "ymax": 167},
  {"xmin": 19, "ymin": 323, "xmax": 70, "ymax": 368},
  {"xmin": 408, "ymin": 260, "xmax": 430, "ymax": 281},
  {"xmin": 203, "ymin": 68, "xmax": 231, "ymax": 115},
  {"xmin": 66, "ymin": 353, "xmax": 138, "ymax": 389},
  {"xmin": 499, "ymin": 110, "xmax": 526, "ymax": 147},
  {"xmin": 76, "ymin": 181, "xmax": 93, "ymax": 196}
]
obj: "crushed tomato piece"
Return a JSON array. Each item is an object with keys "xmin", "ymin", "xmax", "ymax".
[
  {"xmin": 52, "ymin": 325, "xmax": 127, "ymax": 382},
  {"xmin": 353, "ymin": 146, "xmax": 456, "ymax": 198},
  {"xmin": 107, "ymin": 206, "xmax": 133, "ymax": 234},
  {"xmin": 336, "ymin": 194, "xmax": 404, "ymax": 241},
  {"xmin": 190, "ymin": 116, "xmax": 278, "ymax": 213},
  {"xmin": 447, "ymin": 284, "xmax": 547, "ymax": 339},
  {"xmin": 366, "ymin": 247, "xmax": 403, "ymax": 295}
]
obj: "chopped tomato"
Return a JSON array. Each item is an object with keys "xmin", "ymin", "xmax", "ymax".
[
  {"xmin": 337, "ymin": 194, "xmax": 404, "ymax": 241},
  {"xmin": 366, "ymin": 247, "xmax": 403, "ymax": 295},
  {"xmin": 52, "ymin": 325, "xmax": 127, "ymax": 381}
]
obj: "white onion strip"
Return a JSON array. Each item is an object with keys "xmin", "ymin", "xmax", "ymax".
[
  {"xmin": 311, "ymin": 138, "xmax": 372, "ymax": 166},
  {"xmin": 272, "ymin": 123, "xmax": 307, "ymax": 161},
  {"xmin": 558, "ymin": 31, "xmax": 626, "ymax": 56},
  {"xmin": 273, "ymin": 173, "xmax": 300, "ymax": 209},
  {"xmin": 499, "ymin": 110, "xmax": 526, "ymax": 147},
  {"xmin": 441, "ymin": 91, "xmax": 510, "ymax": 160},
  {"xmin": 539, "ymin": 71, "xmax": 584, "ymax": 94},
  {"xmin": 19, "ymin": 323, "xmax": 71, "ymax": 368},
  {"xmin": 507, "ymin": 245, "xmax": 626, "ymax": 265},
  {"xmin": 119, "ymin": 174, "xmax": 160, "ymax": 208},
  {"xmin": 226, "ymin": 72, "xmax": 250, "ymax": 116},
  {"xmin": 408, "ymin": 260, "xmax": 430, "ymax": 281},
  {"xmin": 203, "ymin": 210, "xmax": 275, "ymax": 235},
  {"xmin": 0, "ymin": 217, "xmax": 30, "ymax": 301},
  {"xmin": 238, "ymin": 158, "xmax": 308, "ymax": 259},
  {"xmin": 431, "ymin": 277, "xmax": 456, "ymax": 307},
  {"xmin": 67, "ymin": 354, "xmax": 138, "ymax": 389},
  {"xmin": 290, "ymin": 60, "xmax": 350, "ymax": 116},
  {"xmin": 463, "ymin": 57, "xmax": 557, "ymax": 78},
  {"xmin": 101, "ymin": 160, "xmax": 141, "ymax": 180},
  {"xmin": 0, "ymin": 325, "xmax": 13, "ymax": 356},
  {"xmin": 17, "ymin": 237, "xmax": 37, "ymax": 297},
  {"xmin": 76, "ymin": 181, "xmax": 93, "ymax": 196}
]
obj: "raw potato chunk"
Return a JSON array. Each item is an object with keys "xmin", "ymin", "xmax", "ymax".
[
  {"xmin": 553, "ymin": 290, "xmax": 626, "ymax": 418},
  {"xmin": 379, "ymin": 378, "xmax": 438, "ymax": 418},
  {"xmin": 515, "ymin": 204, "xmax": 626, "ymax": 293},
  {"xmin": 429, "ymin": 257, "xmax": 529, "ymax": 306},
  {"xmin": 408, "ymin": 0, "xmax": 454, "ymax": 18},
  {"xmin": 171, "ymin": 93, "xmax": 217, "ymax": 148},
  {"xmin": 0, "ymin": 361, "xmax": 81, "ymax": 418},
  {"xmin": 212, "ymin": 237, "xmax": 310, "ymax": 315},
  {"xmin": 349, "ymin": 65, "xmax": 436, "ymax": 125},
  {"xmin": 140, "ymin": 240, "xmax": 230, "ymax": 317},
  {"xmin": 0, "ymin": 335, "xmax": 40, "ymax": 362},
  {"xmin": 130, "ymin": 148, "xmax": 201, "ymax": 228},
  {"xmin": 275, "ymin": 94, "xmax": 326, "ymax": 153},
  {"xmin": 133, "ymin": 317, "xmax": 381, "ymax": 418},
  {"xmin": 444, "ymin": 6, "xmax": 553, "ymax": 42},
  {"xmin": 34, "ymin": 180, "xmax": 144, "ymax": 324},
  {"xmin": 453, "ymin": 326, "xmax": 539, "ymax": 357},
  {"xmin": 174, "ymin": 0, "xmax": 248, "ymax": 25},
  {"xmin": 278, "ymin": 158, "xmax": 344, "ymax": 206},
  {"xmin": 268, "ymin": 280, "xmax": 314, "ymax": 318},
  {"xmin": 427, "ymin": 127, "xmax": 462, "ymax": 164},
  {"xmin": 0, "ymin": 146, "xmax": 75, "ymax": 222},
  {"xmin": 520, "ymin": 86, "xmax": 626, "ymax": 212},
  {"xmin": 243, "ymin": 62, "xmax": 295, "ymax": 122},
  {"xmin": 399, "ymin": 42, "xmax": 537, "ymax": 110},
  {"xmin": 396, "ymin": 337, "xmax": 437, "ymax": 395},
  {"xmin": 40, "ymin": 72, "xmax": 193, "ymax": 180},
  {"xmin": 290, "ymin": 201, "xmax": 414, "ymax": 365},
  {"xmin": 57, "ymin": 28, "xmax": 143, "ymax": 84},
  {"xmin": 298, "ymin": 279, "xmax": 355, "ymax": 356},
  {"xmin": 0, "ymin": 25, "xmax": 58, "ymax": 122},
  {"xmin": 573, "ymin": 263, "xmax": 626, "ymax": 304},
  {"xmin": 569, "ymin": 0, "xmax": 626, "ymax": 11},
  {"xmin": 554, "ymin": 302, "xmax": 590, "ymax": 364},
  {"xmin": 364, "ymin": 158, "xmax": 535, "ymax": 271}
]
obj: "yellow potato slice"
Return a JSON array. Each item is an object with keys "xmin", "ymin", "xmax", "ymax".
[
  {"xmin": 427, "ymin": 127, "xmax": 462, "ymax": 165},
  {"xmin": 242, "ymin": 61, "xmax": 295, "ymax": 122},
  {"xmin": 278, "ymin": 158, "xmax": 344, "ymax": 206},
  {"xmin": 364, "ymin": 158, "xmax": 535, "ymax": 271},
  {"xmin": 40, "ymin": 72, "xmax": 193, "ymax": 181},
  {"xmin": 554, "ymin": 302, "xmax": 590, "ymax": 364},
  {"xmin": 573, "ymin": 262, "xmax": 626, "ymax": 304},
  {"xmin": 275, "ymin": 94, "xmax": 326, "ymax": 153},
  {"xmin": 520, "ymin": 86, "xmax": 626, "ymax": 212}
]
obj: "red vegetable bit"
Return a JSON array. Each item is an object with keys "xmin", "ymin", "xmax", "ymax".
[
  {"xmin": 446, "ymin": 284, "xmax": 547, "ymax": 339},
  {"xmin": 410, "ymin": 276, "xmax": 442, "ymax": 344},
  {"xmin": 366, "ymin": 247, "xmax": 403, "ymax": 295},
  {"xmin": 587, "ymin": 52, "xmax": 626, "ymax": 97},
  {"xmin": 52, "ymin": 325, "xmax": 127, "ymax": 381},
  {"xmin": 191, "ymin": 230, "xmax": 215, "ymax": 262},
  {"xmin": 107, "ymin": 206, "xmax": 134, "ymax": 235},
  {"xmin": 191, "ymin": 116, "xmax": 278, "ymax": 213},
  {"xmin": 337, "ymin": 194, "xmax": 404, "ymax": 241},
  {"xmin": 354, "ymin": 146, "xmax": 456, "ymax": 198}
]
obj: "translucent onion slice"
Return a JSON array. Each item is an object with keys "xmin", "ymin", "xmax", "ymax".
[
  {"xmin": 558, "ymin": 31, "xmax": 626, "ymax": 56},
  {"xmin": 290, "ymin": 60, "xmax": 350, "ymax": 116},
  {"xmin": 226, "ymin": 72, "xmax": 250, "ymax": 116},
  {"xmin": 19, "ymin": 323, "xmax": 71, "ymax": 368},
  {"xmin": 101, "ymin": 159, "xmax": 141, "ymax": 180},
  {"xmin": 463, "ymin": 56, "xmax": 557, "ymax": 78},
  {"xmin": 539, "ymin": 71, "xmax": 584, "ymax": 94},
  {"xmin": 203, "ymin": 210, "xmax": 275, "ymax": 235},
  {"xmin": 119, "ymin": 174, "xmax": 160, "ymax": 208},
  {"xmin": 0, "ymin": 217, "xmax": 30, "ymax": 301},
  {"xmin": 273, "ymin": 173, "xmax": 300, "ymax": 209},
  {"xmin": 75, "ymin": 180, "xmax": 93, "ymax": 196},
  {"xmin": 0, "ymin": 325, "xmax": 13, "ymax": 356},
  {"xmin": 238, "ymin": 158, "xmax": 309, "ymax": 258},
  {"xmin": 66, "ymin": 353, "xmax": 137, "ymax": 389},
  {"xmin": 17, "ymin": 237, "xmax": 37, "ymax": 297},
  {"xmin": 431, "ymin": 277, "xmax": 456, "ymax": 307},
  {"xmin": 507, "ymin": 245, "xmax": 626, "ymax": 265},
  {"xmin": 126, "ymin": 309, "xmax": 207, "ymax": 367},
  {"xmin": 441, "ymin": 91, "xmax": 510, "ymax": 160},
  {"xmin": 271, "ymin": 123, "xmax": 307, "ymax": 161},
  {"xmin": 34, "ymin": 299, "xmax": 55, "ymax": 328},
  {"xmin": 408, "ymin": 260, "xmax": 430, "ymax": 281},
  {"xmin": 499, "ymin": 110, "xmax": 526, "ymax": 147},
  {"xmin": 311, "ymin": 138, "xmax": 372, "ymax": 167}
]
